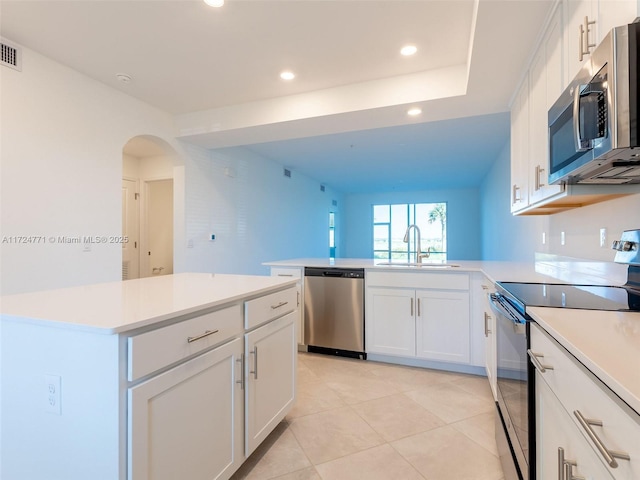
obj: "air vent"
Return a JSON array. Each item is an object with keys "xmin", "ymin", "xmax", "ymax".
[
  {"xmin": 283, "ymin": 168, "xmax": 291, "ymax": 178},
  {"xmin": 320, "ymin": 185, "xmax": 325, "ymax": 192},
  {"xmin": 1, "ymin": 39, "xmax": 22, "ymax": 71},
  {"xmin": 332, "ymin": 200, "xmax": 338, "ymax": 206}
]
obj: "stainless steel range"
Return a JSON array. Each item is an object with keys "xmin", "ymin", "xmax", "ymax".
[{"xmin": 490, "ymin": 229, "xmax": 640, "ymax": 480}]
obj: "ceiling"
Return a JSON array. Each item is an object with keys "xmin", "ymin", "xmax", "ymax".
[{"xmin": 0, "ymin": 0, "xmax": 554, "ymax": 193}]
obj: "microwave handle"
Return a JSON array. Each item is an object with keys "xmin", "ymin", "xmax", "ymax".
[{"xmin": 572, "ymin": 85, "xmax": 589, "ymax": 152}]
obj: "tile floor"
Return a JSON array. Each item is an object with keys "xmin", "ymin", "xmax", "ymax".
[{"xmin": 231, "ymin": 352, "xmax": 505, "ymax": 480}]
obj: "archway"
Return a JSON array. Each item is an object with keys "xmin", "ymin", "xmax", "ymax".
[{"xmin": 122, "ymin": 135, "xmax": 180, "ymax": 279}]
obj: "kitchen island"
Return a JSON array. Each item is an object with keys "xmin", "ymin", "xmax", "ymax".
[{"xmin": 0, "ymin": 272, "xmax": 299, "ymax": 480}]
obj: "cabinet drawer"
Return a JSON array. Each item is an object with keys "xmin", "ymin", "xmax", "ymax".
[
  {"xmin": 128, "ymin": 304, "xmax": 242, "ymax": 381},
  {"xmin": 245, "ymin": 286, "xmax": 297, "ymax": 330},
  {"xmin": 531, "ymin": 323, "xmax": 640, "ymax": 479},
  {"xmin": 367, "ymin": 271, "xmax": 469, "ymax": 290},
  {"xmin": 270, "ymin": 267, "xmax": 302, "ymax": 279}
]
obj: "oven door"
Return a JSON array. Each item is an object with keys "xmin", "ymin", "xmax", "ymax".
[{"xmin": 489, "ymin": 293, "xmax": 530, "ymax": 480}]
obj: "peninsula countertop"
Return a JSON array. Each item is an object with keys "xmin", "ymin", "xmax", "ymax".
[
  {"xmin": 266, "ymin": 257, "xmax": 639, "ymax": 415},
  {"xmin": 264, "ymin": 257, "xmax": 629, "ymax": 285},
  {"xmin": 0, "ymin": 272, "xmax": 297, "ymax": 334}
]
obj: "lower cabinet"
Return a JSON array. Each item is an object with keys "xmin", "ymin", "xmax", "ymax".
[
  {"xmin": 366, "ymin": 288, "xmax": 416, "ymax": 356},
  {"xmin": 245, "ymin": 311, "xmax": 297, "ymax": 456},
  {"xmin": 536, "ymin": 370, "xmax": 614, "ymax": 480},
  {"xmin": 415, "ymin": 289, "xmax": 470, "ymax": 363},
  {"xmin": 532, "ymin": 322, "xmax": 640, "ymax": 480},
  {"xmin": 366, "ymin": 273, "xmax": 471, "ymax": 365},
  {"xmin": 128, "ymin": 337, "xmax": 245, "ymax": 480}
]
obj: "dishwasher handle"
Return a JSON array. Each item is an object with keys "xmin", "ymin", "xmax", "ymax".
[{"xmin": 322, "ymin": 271, "xmax": 345, "ymax": 277}]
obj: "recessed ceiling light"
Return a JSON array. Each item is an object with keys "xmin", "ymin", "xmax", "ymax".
[
  {"xmin": 407, "ymin": 107, "xmax": 422, "ymax": 116},
  {"xmin": 401, "ymin": 45, "xmax": 417, "ymax": 56},
  {"xmin": 116, "ymin": 73, "xmax": 132, "ymax": 84},
  {"xmin": 204, "ymin": 0, "xmax": 224, "ymax": 7},
  {"xmin": 280, "ymin": 71, "xmax": 295, "ymax": 80}
]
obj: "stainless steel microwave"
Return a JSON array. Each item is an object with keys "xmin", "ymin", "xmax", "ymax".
[{"xmin": 548, "ymin": 22, "xmax": 640, "ymax": 185}]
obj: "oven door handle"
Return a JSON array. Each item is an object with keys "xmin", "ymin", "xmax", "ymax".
[
  {"xmin": 489, "ymin": 293, "xmax": 527, "ymax": 334},
  {"xmin": 488, "ymin": 293, "xmax": 510, "ymax": 317}
]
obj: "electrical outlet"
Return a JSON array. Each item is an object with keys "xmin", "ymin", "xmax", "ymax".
[
  {"xmin": 45, "ymin": 374, "xmax": 61, "ymax": 415},
  {"xmin": 561, "ymin": 231, "xmax": 566, "ymax": 246},
  {"xmin": 542, "ymin": 232, "xmax": 546, "ymax": 245},
  {"xmin": 600, "ymin": 228, "xmax": 607, "ymax": 248}
]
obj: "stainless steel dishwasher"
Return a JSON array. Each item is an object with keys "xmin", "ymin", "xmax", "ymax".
[{"xmin": 304, "ymin": 267, "xmax": 365, "ymax": 359}]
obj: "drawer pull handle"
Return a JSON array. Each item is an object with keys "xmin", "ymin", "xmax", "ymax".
[
  {"xmin": 527, "ymin": 350, "xmax": 554, "ymax": 373},
  {"xmin": 277, "ymin": 274, "xmax": 294, "ymax": 277},
  {"xmin": 484, "ymin": 312, "xmax": 492, "ymax": 337},
  {"xmin": 249, "ymin": 347, "xmax": 258, "ymax": 379},
  {"xmin": 187, "ymin": 329, "xmax": 219, "ymax": 343},
  {"xmin": 271, "ymin": 301, "xmax": 289, "ymax": 310},
  {"xmin": 559, "ymin": 448, "xmax": 584, "ymax": 480},
  {"xmin": 236, "ymin": 354, "xmax": 245, "ymax": 390},
  {"xmin": 573, "ymin": 410, "xmax": 630, "ymax": 468}
]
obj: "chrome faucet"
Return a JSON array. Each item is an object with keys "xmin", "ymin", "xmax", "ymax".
[{"xmin": 403, "ymin": 224, "xmax": 430, "ymax": 263}]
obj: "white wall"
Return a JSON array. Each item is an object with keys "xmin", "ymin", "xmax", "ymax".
[
  {"xmin": 180, "ymin": 144, "xmax": 344, "ymax": 276},
  {"xmin": 1, "ymin": 44, "xmax": 341, "ymax": 295},
  {"xmin": 0, "ymin": 45, "xmax": 183, "ymax": 295},
  {"xmin": 480, "ymin": 140, "xmax": 640, "ymax": 263}
]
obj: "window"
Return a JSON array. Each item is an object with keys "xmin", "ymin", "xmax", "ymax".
[{"xmin": 373, "ymin": 203, "xmax": 447, "ymax": 262}]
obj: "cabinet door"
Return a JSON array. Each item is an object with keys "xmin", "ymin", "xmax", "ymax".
[
  {"xmin": 415, "ymin": 290, "xmax": 470, "ymax": 364},
  {"xmin": 596, "ymin": 0, "xmax": 637, "ymax": 44},
  {"xmin": 511, "ymin": 77, "xmax": 530, "ymax": 213},
  {"xmin": 245, "ymin": 311, "xmax": 296, "ymax": 456},
  {"xmin": 366, "ymin": 287, "xmax": 416, "ymax": 356},
  {"xmin": 536, "ymin": 371, "xmax": 615, "ymax": 480},
  {"xmin": 530, "ymin": 4, "xmax": 565, "ymax": 205},
  {"xmin": 566, "ymin": 0, "xmax": 595, "ymax": 81},
  {"xmin": 128, "ymin": 337, "xmax": 244, "ymax": 480}
]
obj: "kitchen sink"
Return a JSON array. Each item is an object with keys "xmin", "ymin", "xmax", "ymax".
[{"xmin": 376, "ymin": 262, "xmax": 460, "ymax": 268}]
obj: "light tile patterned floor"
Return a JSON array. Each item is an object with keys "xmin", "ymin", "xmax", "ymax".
[{"xmin": 231, "ymin": 352, "xmax": 505, "ymax": 480}]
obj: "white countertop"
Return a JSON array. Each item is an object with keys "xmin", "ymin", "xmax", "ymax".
[
  {"xmin": 0, "ymin": 272, "xmax": 297, "ymax": 334},
  {"xmin": 267, "ymin": 257, "xmax": 638, "ymax": 414},
  {"xmin": 529, "ymin": 306, "xmax": 640, "ymax": 415},
  {"xmin": 265, "ymin": 257, "xmax": 625, "ymax": 285}
]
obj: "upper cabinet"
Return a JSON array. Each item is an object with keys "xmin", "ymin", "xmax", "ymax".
[
  {"xmin": 510, "ymin": 0, "xmax": 639, "ymax": 215},
  {"xmin": 566, "ymin": 0, "xmax": 638, "ymax": 81},
  {"xmin": 511, "ymin": 2, "xmax": 565, "ymax": 214}
]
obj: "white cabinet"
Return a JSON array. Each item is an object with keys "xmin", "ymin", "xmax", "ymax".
[
  {"xmin": 244, "ymin": 311, "xmax": 296, "ymax": 456},
  {"xmin": 415, "ymin": 289, "xmax": 470, "ymax": 364},
  {"xmin": 510, "ymin": 75, "xmax": 530, "ymax": 213},
  {"xmin": 128, "ymin": 337, "xmax": 244, "ymax": 480},
  {"xmin": 529, "ymin": 4, "xmax": 564, "ymax": 206},
  {"xmin": 565, "ymin": 0, "xmax": 637, "ymax": 82},
  {"xmin": 532, "ymin": 323, "xmax": 640, "ymax": 479},
  {"xmin": 366, "ymin": 271, "xmax": 472, "ymax": 369},
  {"xmin": 471, "ymin": 274, "xmax": 496, "ymax": 400},
  {"xmin": 510, "ymin": 0, "xmax": 638, "ymax": 215},
  {"xmin": 536, "ymin": 369, "xmax": 615, "ymax": 480},
  {"xmin": 367, "ymin": 287, "xmax": 416, "ymax": 356},
  {"xmin": 270, "ymin": 267, "xmax": 303, "ymax": 345},
  {"xmin": 512, "ymin": 2, "xmax": 565, "ymax": 214}
]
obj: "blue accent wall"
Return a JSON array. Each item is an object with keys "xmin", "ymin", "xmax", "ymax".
[{"xmin": 342, "ymin": 188, "xmax": 482, "ymax": 260}]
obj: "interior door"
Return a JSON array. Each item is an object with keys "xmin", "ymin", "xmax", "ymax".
[
  {"xmin": 145, "ymin": 179, "xmax": 173, "ymax": 276},
  {"xmin": 122, "ymin": 178, "xmax": 139, "ymax": 280}
]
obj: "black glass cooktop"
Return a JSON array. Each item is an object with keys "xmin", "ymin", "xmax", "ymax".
[{"xmin": 497, "ymin": 282, "xmax": 640, "ymax": 313}]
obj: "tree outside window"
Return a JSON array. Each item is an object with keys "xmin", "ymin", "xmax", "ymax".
[{"xmin": 373, "ymin": 203, "xmax": 447, "ymax": 262}]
